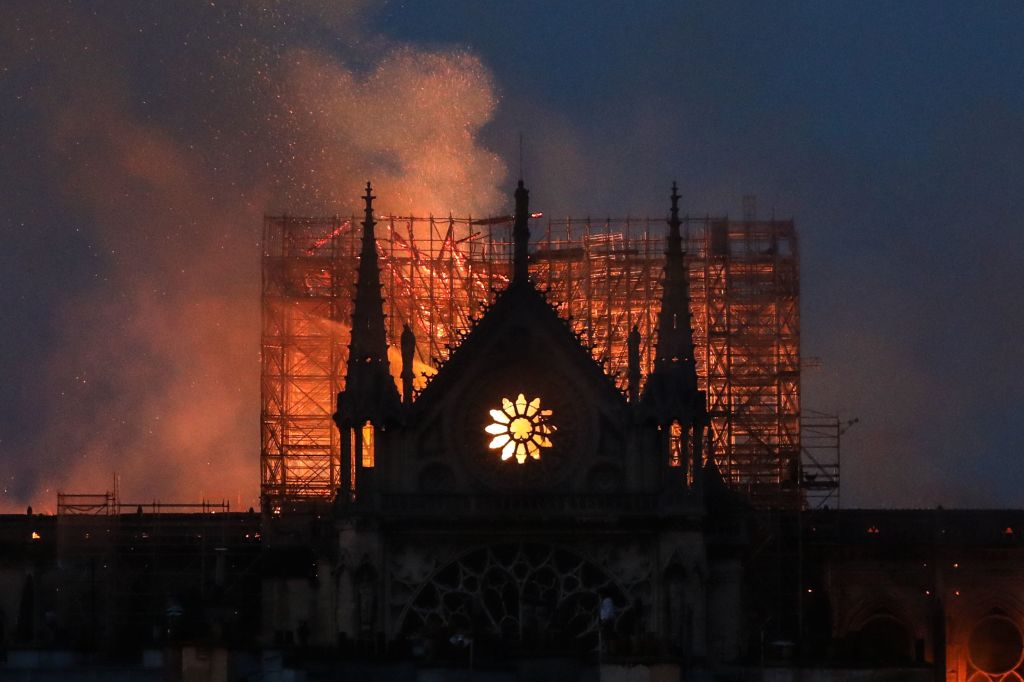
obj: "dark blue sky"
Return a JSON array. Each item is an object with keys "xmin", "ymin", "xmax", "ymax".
[{"xmin": 1, "ymin": 1, "xmax": 1022, "ymax": 509}]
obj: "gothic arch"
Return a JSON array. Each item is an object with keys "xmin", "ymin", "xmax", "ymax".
[
  {"xmin": 396, "ymin": 542, "xmax": 630, "ymax": 651},
  {"xmin": 840, "ymin": 592, "xmax": 917, "ymax": 636},
  {"xmin": 840, "ymin": 594, "xmax": 920, "ymax": 666},
  {"xmin": 662, "ymin": 548, "xmax": 706, "ymax": 583},
  {"xmin": 854, "ymin": 613, "xmax": 915, "ymax": 666},
  {"xmin": 965, "ymin": 613, "xmax": 1024, "ymax": 680},
  {"xmin": 954, "ymin": 595, "xmax": 1024, "ymax": 637},
  {"xmin": 953, "ymin": 598, "xmax": 1024, "ymax": 682}
]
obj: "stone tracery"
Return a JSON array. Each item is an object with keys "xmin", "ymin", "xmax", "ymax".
[{"xmin": 398, "ymin": 543, "xmax": 629, "ymax": 650}]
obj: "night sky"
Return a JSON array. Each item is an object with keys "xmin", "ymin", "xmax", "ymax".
[{"xmin": 1, "ymin": 1, "xmax": 1022, "ymax": 511}]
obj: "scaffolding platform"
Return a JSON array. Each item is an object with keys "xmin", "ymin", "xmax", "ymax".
[{"xmin": 261, "ymin": 214, "xmax": 801, "ymax": 508}]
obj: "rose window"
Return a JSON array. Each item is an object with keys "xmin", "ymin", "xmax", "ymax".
[{"xmin": 486, "ymin": 393, "xmax": 555, "ymax": 463}]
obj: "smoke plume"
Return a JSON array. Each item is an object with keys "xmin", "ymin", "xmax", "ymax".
[{"xmin": 0, "ymin": 2, "xmax": 506, "ymax": 511}]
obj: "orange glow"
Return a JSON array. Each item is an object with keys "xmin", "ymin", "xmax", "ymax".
[
  {"xmin": 486, "ymin": 394, "xmax": 555, "ymax": 464},
  {"xmin": 966, "ymin": 615, "xmax": 1024, "ymax": 678},
  {"xmin": 361, "ymin": 422, "xmax": 375, "ymax": 468},
  {"xmin": 669, "ymin": 421, "xmax": 683, "ymax": 468},
  {"xmin": 3, "ymin": 22, "xmax": 511, "ymax": 514},
  {"xmin": 387, "ymin": 344, "xmax": 436, "ymax": 396}
]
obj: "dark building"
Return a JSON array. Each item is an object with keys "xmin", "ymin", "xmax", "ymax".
[{"xmin": 317, "ymin": 180, "xmax": 743, "ymax": 661}]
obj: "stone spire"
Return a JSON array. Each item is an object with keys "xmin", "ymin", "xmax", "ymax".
[
  {"xmin": 512, "ymin": 180, "xmax": 530, "ymax": 283},
  {"xmin": 652, "ymin": 182, "xmax": 698, "ymax": 392},
  {"xmin": 338, "ymin": 182, "xmax": 400, "ymax": 425},
  {"xmin": 642, "ymin": 183, "xmax": 708, "ymax": 491}
]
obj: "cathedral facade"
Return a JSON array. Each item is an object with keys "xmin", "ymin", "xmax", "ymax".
[
  {"xmin": 316, "ymin": 181, "xmax": 746, "ymax": 665},
  {"xmin": 3, "ymin": 184, "xmax": 1024, "ymax": 681}
]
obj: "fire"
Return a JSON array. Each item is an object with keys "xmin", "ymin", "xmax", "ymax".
[
  {"xmin": 8, "ymin": 4, "xmax": 509, "ymax": 511},
  {"xmin": 262, "ymin": 213, "xmax": 800, "ymax": 506}
]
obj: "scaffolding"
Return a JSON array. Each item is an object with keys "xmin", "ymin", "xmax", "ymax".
[
  {"xmin": 262, "ymin": 214, "xmax": 801, "ymax": 508},
  {"xmin": 57, "ymin": 493, "xmax": 231, "ymax": 515},
  {"xmin": 798, "ymin": 411, "xmax": 857, "ymax": 511}
]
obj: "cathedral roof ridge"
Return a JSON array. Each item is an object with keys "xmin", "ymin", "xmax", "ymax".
[{"xmin": 413, "ymin": 268, "xmax": 624, "ymax": 410}]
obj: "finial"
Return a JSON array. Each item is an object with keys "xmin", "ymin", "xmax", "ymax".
[
  {"xmin": 513, "ymin": 180, "xmax": 530, "ymax": 283},
  {"xmin": 337, "ymin": 178, "xmax": 400, "ymax": 435},
  {"xmin": 364, "ymin": 181, "xmax": 375, "ymax": 211},
  {"xmin": 666, "ymin": 182, "xmax": 682, "ymax": 257},
  {"xmin": 652, "ymin": 180, "xmax": 696, "ymax": 376},
  {"xmin": 362, "ymin": 181, "xmax": 377, "ymax": 241}
]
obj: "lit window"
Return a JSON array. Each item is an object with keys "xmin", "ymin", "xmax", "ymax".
[
  {"xmin": 486, "ymin": 393, "xmax": 555, "ymax": 464},
  {"xmin": 669, "ymin": 421, "xmax": 683, "ymax": 467},
  {"xmin": 350, "ymin": 430, "xmax": 357, "ymax": 482},
  {"xmin": 361, "ymin": 421, "xmax": 375, "ymax": 468},
  {"xmin": 30, "ymin": 531, "xmax": 40, "ymax": 541}
]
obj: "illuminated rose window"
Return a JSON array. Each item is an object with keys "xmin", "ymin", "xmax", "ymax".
[{"xmin": 485, "ymin": 393, "xmax": 556, "ymax": 464}]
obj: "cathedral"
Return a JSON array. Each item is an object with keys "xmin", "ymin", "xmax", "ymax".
[
  {"xmin": 307, "ymin": 179, "xmax": 747, "ymax": 665},
  {"xmin": 3, "ymin": 182, "xmax": 1024, "ymax": 682}
]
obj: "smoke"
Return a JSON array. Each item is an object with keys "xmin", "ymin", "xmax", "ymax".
[
  {"xmin": 277, "ymin": 48, "xmax": 505, "ymax": 215},
  {"xmin": 0, "ymin": 2, "xmax": 506, "ymax": 511},
  {"xmin": 7, "ymin": 3, "xmax": 1021, "ymax": 511}
]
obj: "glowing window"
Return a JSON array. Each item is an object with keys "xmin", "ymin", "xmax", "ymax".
[
  {"xmin": 486, "ymin": 393, "xmax": 555, "ymax": 464},
  {"xmin": 349, "ymin": 430, "xmax": 357, "ymax": 484},
  {"xmin": 361, "ymin": 421, "xmax": 375, "ymax": 468},
  {"xmin": 669, "ymin": 420, "xmax": 683, "ymax": 467}
]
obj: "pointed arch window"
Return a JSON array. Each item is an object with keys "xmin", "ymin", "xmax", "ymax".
[
  {"xmin": 669, "ymin": 420, "xmax": 683, "ymax": 468},
  {"xmin": 349, "ymin": 430, "xmax": 357, "ymax": 486},
  {"xmin": 361, "ymin": 421, "xmax": 375, "ymax": 468}
]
